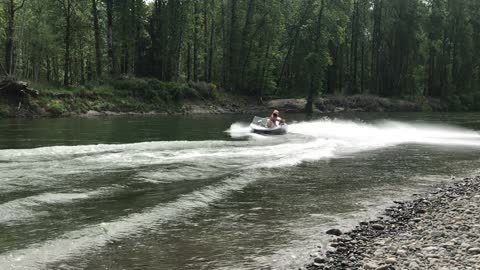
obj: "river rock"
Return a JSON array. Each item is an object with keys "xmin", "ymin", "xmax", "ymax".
[
  {"xmin": 385, "ymin": 257, "xmax": 397, "ymax": 264},
  {"xmin": 364, "ymin": 262, "xmax": 378, "ymax": 269},
  {"xmin": 422, "ymin": 246, "xmax": 438, "ymax": 252},
  {"xmin": 408, "ymin": 261, "xmax": 420, "ymax": 269},
  {"xmin": 430, "ymin": 231, "xmax": 445, "ymax": 238},
  {"xmin": 84, "ymin": 110, "xmax": 103, "ymax": 117},
  {"xmin": 440, "ymin": 242, "xmax": 455, "ymax": 248},
  {"xmin": 467, "ymin": 247, "xmax": 480, "ymax": 254},
  {"xmin": 371, "ymin": 224, "xmax": 385, "ymax": 230},
  {"xmin": 326, "ymin": 228, "xmax": 342, "ymax": 236}
]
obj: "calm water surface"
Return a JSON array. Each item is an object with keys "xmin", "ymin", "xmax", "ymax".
[{"xmin": 1, "ymin": 112, "xmax": 480, "ymax": 269}]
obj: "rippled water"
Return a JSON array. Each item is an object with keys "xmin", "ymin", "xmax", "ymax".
[{"xmin": 1, "ymin": 113, "xmax": 480, "ymax": 269}]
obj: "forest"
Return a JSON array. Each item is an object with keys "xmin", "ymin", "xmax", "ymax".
[{"xmin": 2, "ymin": 0, "xmax": 480, "ymax": 111}]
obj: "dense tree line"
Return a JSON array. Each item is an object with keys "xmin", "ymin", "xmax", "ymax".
[{"xmin": 2, "ymin": 0, "xmax": 480, "ymax": 110}]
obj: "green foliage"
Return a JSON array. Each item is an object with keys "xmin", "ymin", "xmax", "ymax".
[
  {"xmin": 189, "ymin": 81, "xmax": 218, "ymax": 99},
  {"xmin": 111, "ymin": 78, "xmax": 199, "ymax": 102},
  {"xmin": 111, "ymin": 78, "xmax": 149, "ymax": 95},
  {"xmin": 4, "ymin": 0, "xmax": 480, "ymax": 111},
  {"xmin": 46, "ymin": 100, "xmax": 67, "ymax": 116}
]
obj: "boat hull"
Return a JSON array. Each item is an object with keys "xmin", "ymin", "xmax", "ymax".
[{"xmin": 250, "ymin": 123, "xmax": 288, "ymax": 135}]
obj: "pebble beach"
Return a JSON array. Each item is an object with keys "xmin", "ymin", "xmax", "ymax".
[{"xmin": 307, "ymin": 177, "xmax": 480, "ymax": 270}]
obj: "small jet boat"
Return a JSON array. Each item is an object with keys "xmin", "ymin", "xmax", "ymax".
[{"xmin": 249, "ymin": 116, "xmax": 288, "ymax": 135}]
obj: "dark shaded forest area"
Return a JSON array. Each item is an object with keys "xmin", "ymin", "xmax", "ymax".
[{"xmin": 2, "ymin": 0, "xmax": 480, "ymax": 111}]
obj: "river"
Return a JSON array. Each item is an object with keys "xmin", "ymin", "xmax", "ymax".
[{"xmin": 1, "ymin": 112, "xmax": 480, "ymax": 269}]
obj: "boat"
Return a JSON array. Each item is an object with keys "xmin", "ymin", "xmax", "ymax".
[{"xmin": 249, "ymin": 116, "xmax": 288, "ymax": 135}]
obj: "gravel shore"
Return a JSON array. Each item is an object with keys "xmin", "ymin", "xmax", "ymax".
[{"xmin": 306, "ymin": 177, "xmax": 480, "ymax": 270}]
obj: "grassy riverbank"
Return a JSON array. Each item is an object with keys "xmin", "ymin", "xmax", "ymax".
[
  {"xmin": 0, "ymin": 79, "xmax": 248, "ymax": 118},
  {"xmin": 32, "ymin": 79, "xmax": 222, "ymax": 116},
  {"xmin": 0, "ymin": 78, "xmax": 449, "ymax": 118}
]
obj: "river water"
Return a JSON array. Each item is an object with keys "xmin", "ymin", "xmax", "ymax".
[{"xmin": 1, "ymin": 113, "xmax": 480, "ymax": 270}]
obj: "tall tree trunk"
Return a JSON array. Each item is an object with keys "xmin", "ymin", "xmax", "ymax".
[
  {"xmin": 86, "ymin": 57, "xmax": 93, "ymax": 81},
  {"xmin": 46, "ymin": 55, "xmax": 52, "ymax": 82},
  {"xmin": 170, "ymin": 0, "xmax": 188, "ymax": 81},
  {"xmin": 187, "ymin": 43, "xmax": 192, "ymax": 81},
  {"xmin": 4, "ymin": 0, "xmax": 25, "ymax": 76},
  {"xmin": 427, "ymin": 48, "xmax": 433, "ymax": 97},
  {"xmin": 361, "ymin": 42, "xmax": 365, "ymax": 93},
  {"xmin": 305, "ymin": 0, "xmax": 326, "ymax": 113},
  {"xmin": 64, "ymin": 0, "xmax": 72, "ymax": 86},
  {"xmin": 107, "ymin": 0, "xmax": 115, "ymax": 77},
  {"xmin": 208, "ymin": 4, "xmax": 215, "ymax": 82},
  {"xmin": 338, "ymin": 45, "xmax": 344, "ymax": 93},
  {"xmin": 259, "ymin": 39, "xmax": 271, "ymax": 102},
  {"xmin": 239, "ymin": 0, "xmax": 255, "ymax": 85},
  {"xmin": 80, "ymin": 46, "xmax": 85, "ymax": 84},
  {"xmin": 193, "ymin": 0, "xmax": 199, "ymax": 81},
  {"xmin": 121, "ymin": 0, "xmax": 129, "ymax": 74},
  {"xmin": 371, "ymin": 0, "xmax": 382, "ymax": 95},
  {"xmin": 53, "ymin": 56, "xmax": 59, "ymax": 82},
  {"xmin": 92, "ymin": 0, "xmax": 102, "ymax": 79},
  {"xmin": 349, "ymin": 0, "xmax": 359, "ymax": 94},
  {"xmin": 354, "ymin": 1, "xmax": 360, "ymax": 93},
  {"xmin": 203, "ymin": 0, "xmax": 209, "ymax": 80},
  {"xmin": 4, "ymin": 0, "xmax": 15, "ymax": 76},
  {"xmin": 133, "ymin": 0, "xmax": 143, "ymax": 75},
  {"xmin": 220, "ymin": 0, "xmax": 227, "ymax": 84},
  {"xmin": 228, "ymin": 0, "xmax": 238, "ymax": 88}
]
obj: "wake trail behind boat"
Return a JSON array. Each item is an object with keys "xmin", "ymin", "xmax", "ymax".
[{"xmin": 228, "ymin": 118, "xmax": 480, "ymax": 151}]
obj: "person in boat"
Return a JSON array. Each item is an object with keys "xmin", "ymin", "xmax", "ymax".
[{"xmin": 266, "ymin": 110, "xmax": 285, "ymax": 128}]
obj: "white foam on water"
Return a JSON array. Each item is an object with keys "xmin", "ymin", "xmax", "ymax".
[
  {"xmin": 0, "ymin": 188, "xmax": 116, "ymax": 224},
  {"xmin": 135, "ymin": 165, "xmax": 231, "ymax": 184},
  {"xmin": 288, "ymin": 119, "xmax": 480, "ymax": 147},
  {"xmin": 226, "ymin": 122, "xmax": 251, "ymax": 138},
  {"xmin": 1, "ymin": 118, "xmax": 480, "ymax": 268},
  {"xmin": 2, "ymin": 119, "xmax": 478, "ymax": 189},
  {"xmin": 0, "ymin": 174, "xmax": 260, "ymax": 270},
  {"xmin": 226, "ymin": 122, "xmax": 277, "ymax": 140},
  {"xmin": 0, "ymin": 140, "xmax": 232, "ymax": 162},
  {"xmin": 0, "ymin": 141, "xmax": 244, "ymax": 191}
]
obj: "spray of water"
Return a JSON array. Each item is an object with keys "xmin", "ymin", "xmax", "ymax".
[{"xmin": 229, "ymin": 118, "xmax": 480, "ymax": 147}]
